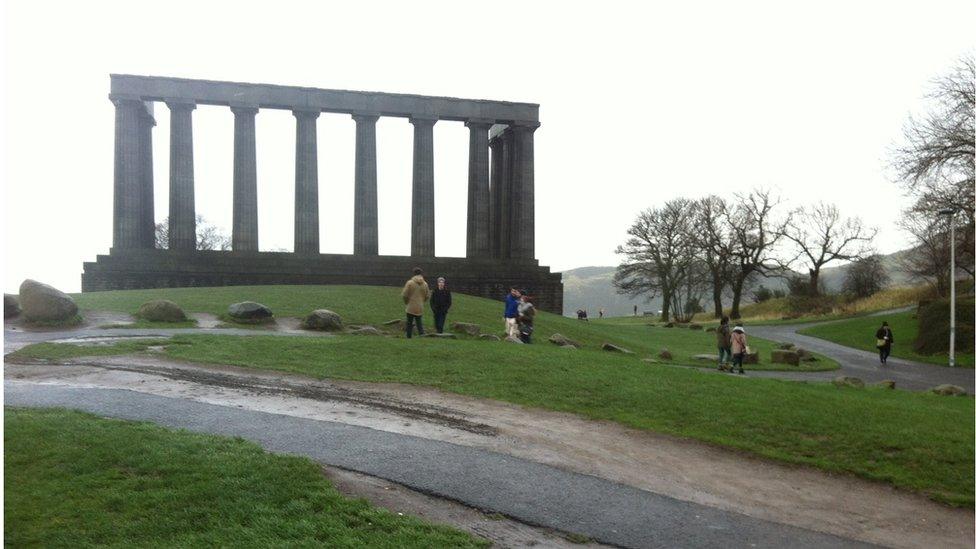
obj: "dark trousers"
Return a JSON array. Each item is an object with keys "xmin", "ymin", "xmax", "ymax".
[
  {"xmin": 406, "ymin": 314, "xmax": 424, "ymax": 338},
  {"xmin": 879, "ymin": 345, "xmax": 891, "ymax": 363},
  {"xmin": 732, "ymin": 353, "xmax": 745, "ymax": 372},
  {"xmin": 433, "ymin": 310, "xmax": 448, "ymax": 334}
]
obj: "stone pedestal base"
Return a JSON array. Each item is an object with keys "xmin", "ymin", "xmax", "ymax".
[{"xmin": 82, "ymin": 250, "xmax": 564, "ymax": 314}]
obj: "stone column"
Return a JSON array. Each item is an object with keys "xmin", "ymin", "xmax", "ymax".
[
  {"xmin": 409, "ymin": 116, "xmax": 437, "ymax": 257},
  {"xmin": 353, "ymin": 113, "xmax": 379, "ymax": 255},
  {"xmin": 498, "ymin": 130, "xmax": 514, "ymax": 259},
  {"xmin": 231, "ymin": 106, "xmax": 259, "ymax": 251},
  {"xmin": 139, "ymin": 103, "xmax": 156, "ymax": 248},
  {"xmin": 465, "ymin": 119, "xmax": 492, "ymax": 258},
  {"xmin": 510, "ymin": 122, "xmax": 539, "ymax": 259},
  {"xmin": 166, "ymin": 100, "xmax": 197, "ymax": 250},
  {"xmin": 110, "ymin": 95, "xmax": 145, "ymax": 250},
  {"xmin": 293, "ymin": 108, "xmax": 321, "ymax": 255},
  {"xmin": 488, "ymin": 135, "xmax": 504, "ymax": 259}
]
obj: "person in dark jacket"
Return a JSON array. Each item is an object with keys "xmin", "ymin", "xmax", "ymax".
[
  {"xmin": 518, "ymin": 294, "xmax": 536, "ymax": 343},
  {"xmin": 875, "ymin": 321, "xmax": 894, "ymax": 365},
  {"xmin": 716, "ymin": 316, "xmax": 732, "ymax": 371},
  {"xmin": 430, "ymin": 277, "xmax": 452, "ymax": 334}
]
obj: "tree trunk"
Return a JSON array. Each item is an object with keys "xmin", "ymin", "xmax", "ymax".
[
  {"xmin": 661, "ymin": 289, "xmax": 672, "ymax": 322},
  {"xmin": 729, "ymin": 278, "xmax": 745, "ymax": 319},
  {"xmin": 809, "ymin": 267, "xmax": 821, "ymax": 297},
  {"xmin": 712, "ymin": 277, "xmax": 724, "ymax": 318}
]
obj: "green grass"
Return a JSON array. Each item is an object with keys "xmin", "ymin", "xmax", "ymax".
[
  {"xmin": 799, "ymin": 311, "xmax": 975, "ymax": 368},
  {"xmin": 100, "ymin": 318, "xmax": 199, "ymax": 329},
  {"xmin": 14, "ymin": 334, "xmax": 972, "ymax": 506},
  {"xmin": 9, "ymin": 338, "xmax": 174, "ymax": 361},
  {"xmin": 70, "ymin": 285, "xmax": 834, "ymax": 371},
  {"xmin": 4, "ymin": 407, "xmax": 486, "ymax": 548}
]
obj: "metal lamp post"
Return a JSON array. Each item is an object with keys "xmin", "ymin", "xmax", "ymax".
[{"xmin": 938, "ymin": 208, "xmax": 957, "ymax": 367}]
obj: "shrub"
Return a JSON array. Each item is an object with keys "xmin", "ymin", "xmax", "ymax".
[{"xmin": 914, "ymin": 297, "xmax": 975, "ymax": 355}]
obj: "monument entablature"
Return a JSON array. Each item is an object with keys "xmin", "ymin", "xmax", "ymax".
[{"xmin": 83, "ymin": 75, "xmax": 563, "ymax": 313}]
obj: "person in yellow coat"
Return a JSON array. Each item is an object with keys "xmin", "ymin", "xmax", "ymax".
[{"xmin": 402, "ymin": 267, "xmax": 430, "ymax": 338}]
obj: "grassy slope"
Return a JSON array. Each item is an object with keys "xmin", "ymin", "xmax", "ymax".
[
  {"xmin": 13, "ymin": 334, "xmax": 974, "ymax": 506},
  {"xmin": 799, "ymin": 311, "xmax": 975, "ymax": 368},
  {"xmin": 727, "ymin": 285, "xmax": 934, "ymax": 326},
  {"xmin": 4, "ymin": 407, "xmax": 485, "ymax": 548},
  {"xmin": 70, "ymin": 285, "xmax": 834, "ymax": 371}
]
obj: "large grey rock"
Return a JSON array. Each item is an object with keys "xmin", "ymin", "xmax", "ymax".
[
  {"xmin": 383, "ymin": 318, "xmax": 405, "ymax": 328},
  {"xmin": 930, "ymin": 384, "xmax": 966, "ymax": 396},
  {"xmin": 137, "ymin": 300, "xmax": 187, "ymax": 322},
  {"xmin": 770, "ymin": 349, "xmax": 800, "ymax": 366},
  {"xmin": 602, "ymin": 343, "xmax": 634, "ymax": 354},
  {"xmin": 875, "ymin": 380, "xmax": 896, "ymax": 390},
  {"xmin": 777, "ymin": 342, "xmax": 795, "ymax": 350},
  {"xmin": 658, "ymin": 348, "xmax": 673, "ymax": 360},
  {"xmin": 19, "ymin": 279, "xmax": 78, "ymax": 323},
  {"xmin": 505, "ymin": 335, "xmax": 524, "ymax": 344},
  {"xmin": 4, "ymin": 294, "xmax": 21, "ymax": 319},
  {"xmin": 302, "ymin": 309, "xmax": 343, "ymax": 331},
  {"xmin": 451, "ymin": 322, "xmax": 481, "ymax": 336},
  {"xmin": 548, "ymin": 333, "xmax": 581, "ymax": 348},
  {"xmin": 423, "ymin": 332, "xmax": 457, "ymax": 339},
  {"xmin": 479, "ymin": 334, "xmax": 501, "ymax": 341},
  {"xmin": 832, "ymin": 376, "xmax": 865, "ymax": 389},
  {"xmin": 227, "ymin": 301, "xmax": 273, "ymax": 320}
]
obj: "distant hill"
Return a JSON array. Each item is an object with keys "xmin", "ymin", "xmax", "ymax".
[{"xmin": 560, "ymin": 249, "xmax": 916, "ymax": 317}]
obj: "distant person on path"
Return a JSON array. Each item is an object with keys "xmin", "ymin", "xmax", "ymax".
[
  {"xmin": 401, "ymin": 267, "xmax": 430, "ymax": 338},
  {"xmin": 730, "ymin": 324, "xmax": 748, "ymax": 374},
  {"xmin": 634, "ymin": 305, "xmax": 638, "ymax": 316},
  {"xmin": 716, "ymin": 316, "xmax": 732, "ymax": 371},
  {"xmin": 430, "ymin": 277, "xmax": 452, "ymax": 334},
  {"xmin": 504, "ymin": 288, "xmax": 521, "ymax": 339},
  {"xmin": 875, "ymin": 321, "xmax": 894, "ymax": 365},
  {"xmin": 599, "ymin": 308, "xmax": 605, "ymax": 319},
  {"xmin": 518, "ymin": 293, "xmax": 536, "ymax": 343}
]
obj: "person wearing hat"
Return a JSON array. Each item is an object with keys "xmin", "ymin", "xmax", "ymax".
[
  {"xmin": 730, "ymin": 324, "xmax": 748, "ymax": 374},
  {"xmin": 430, "ymin": 276, "xmax": 452, "ymax": 334},
  {"xmin": 875, "ymin": 321, "xmax": 894, "ymax": 365}
]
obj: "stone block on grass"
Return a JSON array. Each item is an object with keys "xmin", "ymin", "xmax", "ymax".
[
  {"xmin": 227, "ymin": 301, "xmax": 274, "ymax": 323},
  {"xmin": 743, "ymin": 352, "xmax": 759, "ymax": 364},
  {"xmin": 602, "ymin": 343, "xmax": 633, "ymax": 354},
  {"xmin": 348, "ymin": 326, "xmax": 383, "ymax": 336},
  {"xmin": 930, "ymin": 384, "xmax": 966, "ymax": 396},
  {"xmin": 770, "ymin": 349, "xmax": 800, "ymax": 366},
  {"xmin": 479, "ymin": 334, "xmax": 501, "ymax": 341},
  {"xmin": 875, "ymin": 380, "xmax": 896, "ymax": 390},
  {"xmin": 658, "ymin": 348, "xmax": 673, "ymax": 360},
  {"xmin": 302, "ymin": 309, "xmax": 343, "ymax": 331},
  {"xmin": 548, "ymin": 333, "xmax": 581, "ymax": 348},
  {"xmin": 423, "ymin": 333, "xmax": 457, "ymax": 339},
  {"xmin": 451, "ymin": 322, "xmax": 481, "ymax": 336},
  {"xmin": 19, "ymin": 279, "xmax": 78, "ymax": 323},
  {"xmin": 832, "ymin": 376, "xmax": 865, "ymax": 389},
  {"xmin": 137, "ymin": 300, "xmax": 187, "ymax": 322}
]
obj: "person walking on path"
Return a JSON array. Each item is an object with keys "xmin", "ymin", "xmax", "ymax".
[
  {"xmin": 730, "ymin": 324, "xmax": 748, "ymax": 374},
  {"xmin": 504, "ymin": 288, "xmax": 521, "ymax": 339},
  {"xmin": 430, "ymin": 277, "xmax": 452, "ymax": 334},
  {"xmin": 402, "ymin": 267, "xmax": 430, "ymax": 338},
  {"xmin": 875, "ymin": 321, "xmax": 894, "ymax": 365},
  {"xmin": 716, "ymin": 316, "xmax": 732, "ymax": 371},
  {"xmin": 518, "ymin": 293, "xmax": 536, "ymax": 343}
]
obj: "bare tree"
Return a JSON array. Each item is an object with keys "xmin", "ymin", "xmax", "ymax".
[
  {"xmin": 843, "ymin": 255, "xmax": 890, "ymax": 298},
  {"xmin": 726, "ymin": 189, "xmax": 792, "ymax": 319},
  {"xmin": 782, "ymin": 203, "xmax": 877, "ymax": 296},
  {"xmin": 614, "ymin": 199, "xmax": 698, "ymax": 322},
  {"xmin": 691, "ymin": 195, "xmax": 736, "ymax": 317},
  {"xmin": 899, "ymin": 215, "xmax": 953, "ymax": 295},
  {"xmin": 154, "ymin": 215, "xmax": 231, "ymax": 251},
  {"xmin": 892, "ymin": 56, "xmax": 975, "ymax": 279}
]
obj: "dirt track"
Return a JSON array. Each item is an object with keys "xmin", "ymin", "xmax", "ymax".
[{"xmin": 5, "ymin": 352, "xmax": 972, "ymax": 549}]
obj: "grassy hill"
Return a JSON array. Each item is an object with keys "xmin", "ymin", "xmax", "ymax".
[{"xmin": 9, "ymin": 285, "xmax": 971, "ymax": 505}]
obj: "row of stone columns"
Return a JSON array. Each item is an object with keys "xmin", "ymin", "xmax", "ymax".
[{"xmin": 110, "ymin": 96, "xmax": 537, "ymax": 260}]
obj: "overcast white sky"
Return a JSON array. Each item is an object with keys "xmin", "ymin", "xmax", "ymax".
[{"xmin": 2, "ymin": 0, "xmax": 974, "ymax": 293}]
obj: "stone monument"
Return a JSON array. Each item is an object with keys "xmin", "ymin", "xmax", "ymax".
[{"xmin": 82, "ymin": 75, "xmax": 563, "ymax": 313}]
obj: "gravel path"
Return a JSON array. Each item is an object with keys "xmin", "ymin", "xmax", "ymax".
[{"xmin": 6, "ymin": 382, "xmax": 874, "ymax": 549}]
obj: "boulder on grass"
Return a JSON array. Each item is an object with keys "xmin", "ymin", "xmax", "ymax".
[
  {"xmin": 777, "ymin": 342, "xmax": 795, "ymax": 350},
  {"xmin": 705, "ymin": 327, "xmax": 716, "ymax": 333},
  {"xmin": 505, "ymin": 335, "xmax": 524, "ymax": 344},
  {"xmin": 642, "ymin": 358, "xmax": 660, "ymax": 364},
  {"xmin": 451, "ymin": 322, "xmax": 481, "ymax": 336},
  {"xmin": 770, "ymin": 349, "xmax": 800, "ymax": 366},
  {"xmin": 663, "ymin": 322, "xmax": 675, "ymax": 328},
  {"xmin": 658, "ymin": 348, "xmax": 673, "ymax": 360},
  {"xmin": 875, "ymin": 380, "xmax": 896, "ymax": 390},
  {"xmin": 302, "ymin": 309, "xmax": 343, "ymax": 331},
  {"xmin": 832, "ymin": 376, "xmax": 865, "ymax": 389},
  {"xmin": 688, "ymin": 324, "xmax": 703, "ymax": 331},
  {"xmin": 743, "ymin": 352, "xmax": 759, "ymax": 364},
  {"xmin": 479, "ymin": 334, "xmax": 501, "ymax": 341},
  {"xmin": 19, "ymin": 279, "xmax": 78, "ymax": 323},
  {"xmin": 349, "ymin": 326, "xmax": 383, "ymax": 336},
  {"xmin": 930, "ymin": 384, "xmax": 966, "ymax": 396},
  {"xmin": 137, "ymin": 300, "xmax": 187, "ymax": 322},
  {"xmin": 4, "ymin": 294, "xmax": 21, "ymax": 318},
  {"xmin": 383, "ymin": 318, "xmax": 405, "ymax": 328},
  {"xmin": 548, "ymin": 333, "xmax": 581, "ymax": 348},
  {"xmin": 693, "ymin": 354, "xmax": 720, "ymax": 362},
  {"xmin": 227, "ymin": 301, "xmax": 273, "ymax": 322},
  {"xmin": 602, "ymin": 343, "xmax": 634, "ymax": 354}
]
